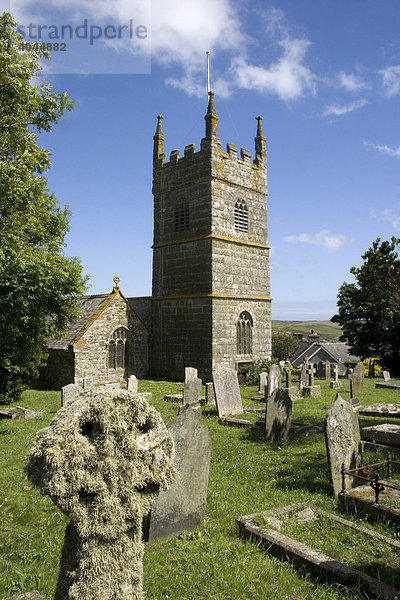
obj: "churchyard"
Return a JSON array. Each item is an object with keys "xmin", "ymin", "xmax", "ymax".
[{"xmin": 2, "ymin": 375, "xmax": 400, "ymax": 600}]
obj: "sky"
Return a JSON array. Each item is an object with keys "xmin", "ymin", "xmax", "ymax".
[{"xmin": 5, "ymin": 0, "xmax": 400, "ymax": 320}]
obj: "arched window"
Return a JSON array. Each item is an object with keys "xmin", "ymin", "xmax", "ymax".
[
  {"xmin": 175, "ymin": 202, "xmax": 190, "ymax": 232},
  {"xmin": 234, "ymin": 200, "xmax": 248, "ymax": 232},
  {"xmin": 108, "ymin": 327, "xmax": 130, "ymax": 369},
  {"xmin": 236, "ymin": 311, "xmax": 253, "ymax": 354}
]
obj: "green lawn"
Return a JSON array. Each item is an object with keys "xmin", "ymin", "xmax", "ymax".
[{"xmin": 1, "ymin": 377, "xmax": 400, "ymax": 600}]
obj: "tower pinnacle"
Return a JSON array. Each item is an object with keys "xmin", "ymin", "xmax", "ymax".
[
  {"xmin": 205, "ymin": 91, "xmax": 218, "ymax": 138},
  {"xmin": 254, "ymin": 115, "xmax": 266, "ymax": 164},
  {"xmin": 153, "ymin": 115, "xmax": 165, "ymax": 163}
]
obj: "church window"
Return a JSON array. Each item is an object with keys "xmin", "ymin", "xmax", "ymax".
[
  {"xmin": 236, "ymin": 311, "xmax": 253, "ymax": 354},
  {"xmin": 108, "ymin": 327, "xmax": 130, "ymax": 369},
  {"xmin": 175, "ymin": 202, "xmax": 190, "ymax": 232},
  {"xmin": 234, "ymin": 200, "xmax": 248, "ymax": 232}
]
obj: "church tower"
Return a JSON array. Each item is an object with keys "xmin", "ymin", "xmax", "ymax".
[{"xmin": 151, "ymin": 93, "xmax": 271, "ymax": 381}]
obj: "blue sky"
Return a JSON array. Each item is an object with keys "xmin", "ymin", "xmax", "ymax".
[{"xmin": 7, "ymin": 0, "xmax": 400, "ymax": 320}]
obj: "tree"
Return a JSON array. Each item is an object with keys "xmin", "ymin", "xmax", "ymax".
[
  {"xmin": 332, "ymin": 237, "xmax": 400, "ymax": 377},
  {"xmin": 271, "ymin": 332, "xmax": 299, "ymax": 362},
  {"xmin": 0, "ymin": 13, "xmax": 87, "ymax": 402}
]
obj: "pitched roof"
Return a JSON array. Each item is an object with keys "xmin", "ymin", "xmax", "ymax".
[
  {"xmin": 291, "ymin": 340, "xmax": 359, "ymax": 368},
  {"xmin": 46, "ymin": 294, "xmax": 109, "ymax": 350}
]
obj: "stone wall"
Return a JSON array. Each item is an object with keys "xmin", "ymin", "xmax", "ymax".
[
  {"xmin": 74, "ymin": 293, "xmax": 148, "ymax": 384},
  {"xmin": 35, "ymin": 348, "xmax": 75, "ymax": 390}
]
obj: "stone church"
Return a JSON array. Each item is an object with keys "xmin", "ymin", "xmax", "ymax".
[{"xmin": 39, "ymin": 93, "xmax": 271, "ymax": 388}]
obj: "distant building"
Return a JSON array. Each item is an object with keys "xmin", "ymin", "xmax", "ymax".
[{"xmin": 291, "ymin": 330, "xmax": 359, "ymax": 376}]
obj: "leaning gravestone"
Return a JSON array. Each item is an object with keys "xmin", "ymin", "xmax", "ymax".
[
  {"xmin": 27, "ymin": 387, "xmax": 175, "ymax": 600},
  {"xmin": 350, "ymin": 362, "xmax": 365, "ymax": 397},
  {"xmin": 258, "ymin": 371, "xmax": 268, "ymax": 394},
  {"xmin": 184, "ymin": 366, "xmax": 198, "ymax": 383},
  {"xmin": 182, "ymin": 376, "xmax": 202, "ymax": 405},
  {"xmin": 383, "ymin": 371, "xmax": 391, "ymax": 382},
  {"xmin": 128, "ymin": 374, "xmax": 138, "ymax": 393},
  {"xmin": 61, "ymin": 383, "xmax": 83, "ymax": 407},
  {"xmin": 266, "ymin": 364, "xmax": 281, "ymax": 399},
  {"xmin": 213, "ymin": 366, "xmax": 243, "ymax": 418},
  {"xmin": 325, "ymin": 393, "xmax": 362, "ymax": 498},
  {"xmin": 148, "ymin": 404, "xmax": 212, "ymax": 540},
  {"xmin": 264, "ymin": 388, "xmax": 292, "ymax": 443}
]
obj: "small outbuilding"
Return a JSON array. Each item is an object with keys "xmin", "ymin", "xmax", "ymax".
[{"xmin": 291, "ymin": 330, "xmax": 359, "ymax": 376}]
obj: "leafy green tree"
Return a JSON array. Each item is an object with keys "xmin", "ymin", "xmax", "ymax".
[
  {"xmin": 271, "ymin": 331, "xmax": 299, "ymax": 362},
  {"xmin": 0, "ymin": 13, "xmax": 87, "ymax": 402},
  {"xmin": 332, "ymin": 237, "xmax": 400, "ymax": 377}
]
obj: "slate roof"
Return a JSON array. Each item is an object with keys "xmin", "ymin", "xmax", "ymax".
[
  {"xmin": 291, "ymin": 340, "xmax": 359, "ymax": 368},
  {"xmin": 46, "ymin": 294, "xmax": 109, "ymax": 350}
]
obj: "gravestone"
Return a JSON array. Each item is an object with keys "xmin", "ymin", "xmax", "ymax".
[
  {"xmin": 350, "ymin": 362, "xmax": 364, "ymax": 397},
  {"xmin": 184, "ymin": 367, "xmax": 198, "ymax": 383},
  {"xmin": 325, "ymin": 361, "xmax": 331, "ymax": 381},
  {"xmin": 105, "ymin": 382, "xmax": 120, "ymax": 389},
  {"xmin": 300, "ymin": 359, "xmax": 309, "ymax": 389},
  {"xmin": 27, "ymin": 387, "xmax": 175, "ymax": 600},
  {"xmin": 325, "ymin": 393, "xmax": 362, "ymax": 498},
  {"xmin": 266, "ymin": 364, "xmax": 281, "ymax": 399},
  {"xmin": 302, "ymin": 364, "xmax": 321, "ymax": 397},
  {"xmin": 258, "ymin": 371, "xmax": 268, "ymax": 394},
  {"xmin": 362, "ymin": 423, "xmax": 400, "ymax": 447},
  {"xmin": 383, "ymin": 371, "xmax": 391, "ymax": 382},
  {"xmin": 182, "ymin": 376, "xmax": 202, "ymax": 405},
  {"xmin": 128, "ymin": 374, "xmax": 138, "ymax": 393},
  {"xmin": 213, "ymin": 366, "xmax": 243, "ymax": 418},
  {"xmin": 283, "ymin": 361, "xmax": 299, "ymax": 400},
  {"xmin": 148, "ymin": 404, "xmax": 212, "ymax": 540},
  {"xmin": 330, "ymin": 364, "xmax": 342, "ymax": 389},
  {"xmin": 82, "ymin": 377, "xmax": 93, "ymax": 389},
  {"xmin": 264, "ymin": 388, "xmax": 292, "ymax": 443},
  {"xmin": 316, "ymin": 362, "xmax": 324, "ymax": 377},
  {"xmin": 61, "ymin": 383, "xmax": 83, "ymax": 407},
  {"xmin": 205, "ymin": 382, "xmax": 216, "ymax": 406}
]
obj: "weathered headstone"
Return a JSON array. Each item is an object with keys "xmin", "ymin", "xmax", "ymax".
[
  {"xmin": 61, "ymin": 383, "xmax": 83, "ymax": 407},
  {"xmin": 266, "ymin": 364, "xmax": 281, "ymax": 399},
  {"xmin": 205, "ymin": 382, "xmax": 216, "ymax": 406},
  {"xmin": 300, "ymin": 359, "xmax": 308, "ymax": 389},
  {"xmin": 264, "ymin": 388, "xmax": 292, "ymax": 443},
  {"xmin": 350, "ymin": 362, "xmax": 364, "ymax": 397},
  {"xmin": 330, "ymin": 364, "xmax": 342, "ymax": 389},
  {"xmin": 127, "ymin": 374, "xmax": 138, "ymax": 393},
  {"xmin": 325, "ymin": 393, "xmax": 362, "ymax": 498},
  {"xmin": 302, "ymin": 364, "xmax": 321, "ymax": 397},
  {"xmin": 148, "ymin": 404, "xmax": 212, "ymax": 540},
  {"xmin": 82, "ymin": 377, "xmax": 93, "ymax": 389},
  {"xmin": 182, "ymin": 376, "xmax": 202, "ymax": 405},
  {"xmin": 383, "ymin": 370, "xmax": 391, "ymax": 382},
  {"xmin": 258, "ymin": 371, "xmax": 268, "ymax": 394},
  {"xmin": 184, "ymin": 367, "xmax": 198, "ymax": 383},
  {"xmin": 27, "ymin": 387, "xmax": 175, "ymax": 600},
  {"xmin": 213, "ymin": 366, "xmax": 243, "ymax": 418},
  {"xmin": 283, "ymin": 361, "xmax": 292, "ymax": 388},
  {"xmin": 325, "ymin": 361, "xmax": 331, "ymax": 381},
  {"xmin": 105, "ymin": 382, "xmax": 120, "ymax": 389}
]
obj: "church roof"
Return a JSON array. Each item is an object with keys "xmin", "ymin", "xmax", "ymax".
[
  {"xmin": 291, "ymin": 340, "xmax": 359, "ymax": 368},
  {"xmin": 46, "ymin": 294, "xmax": 109, "ymax": 350}
]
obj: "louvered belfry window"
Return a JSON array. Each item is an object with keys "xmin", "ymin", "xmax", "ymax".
[
  {"xmin": 175, "ymin": 202, "xmax": 190, "ymax": 232},
  {"xmin": 108, "ymin": 327, "xmax": 129, "ymax": 369},
  {"xmin": 236, "ymin": 311, "xmax": 253, "ymax": 355},
  {"xmin": 234, "ymin": 200, "xmax": 248, "ymax": 232}
]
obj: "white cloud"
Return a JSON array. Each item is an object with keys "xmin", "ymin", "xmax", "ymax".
[
  {"xmin": 284, "ymin": 230, "xmax": 346, "ymax": 251},
  {"xmin": 364, "ymin": 140, "xmax": 400, "ymax": 158},
  {"xmin": 337, "ymin": 71, "xmax": 367, "ymax": 92},
  {"xmin": 322, "ymin": 99, "xmax": 367, "ymax": 117},
  {"xmin": 370, "ymin": 206, "xmax": 400, "ymax": 230},
  {"xmin": 231, "ymin": 37, "xmax": 316, "ymax": 101},
  {"xmin": 379, "ymin": 65, "xmax": 400, "ymax": 97}
]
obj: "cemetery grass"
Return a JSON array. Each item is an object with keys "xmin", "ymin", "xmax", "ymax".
[{"xmin": 1, "ymin": 381, "xmax": 400, "ymax": 599}]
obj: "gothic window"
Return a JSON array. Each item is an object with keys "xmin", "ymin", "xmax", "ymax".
[
  {"xmin": 234, "ymin": 200, "xmax": 248, "ymax": 232},
  {"xmin": 175, "ymin": 202, "xmax": 190, "ymax": 232},
  {"xmin": 236, "ymin": 311, "xmax": 253, "ymax": 355},
  {"xmin": 108, "ymin": 327, "xmax": 130, "ymax": 369}
]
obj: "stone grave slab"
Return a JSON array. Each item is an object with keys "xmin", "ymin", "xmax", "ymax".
[
  {"xmin": 164, "ymin": 394, "xmax": 183, "ymax": 402},
  {"xmin": 302, "ymin": 385, "xmax": 321, "ymax": 398},
  {"xmin": 361, "ymin": 423, "xmax": 400, "ymax": 447},
  {"xmin": 325, "ymin": 393, "xmax": 362, "ymax": 498},
  {"xmin": 61, "ymin": 383, "xmax": 83, "ymax": 407},
  {"xmin": 213, "ymin": 366, "xmax": 243, "ymax": 418},
  {"xmin": 375, "ymin": 382, "xmax": 400, "ymax": 390},
  {"xmin": 148, "ymin": 404, "xmax": 211, "ymax": 541},
  {"xmin": 359, "ymin": 403, "xmax": 400, "ymax": 417},
  {"xmin": 264, "ymin": 388, "xmax": 292, "ymax": 443},
  {"xmin": 0, "ymin": 406, "xmax": 42, "ymax": 420}
]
